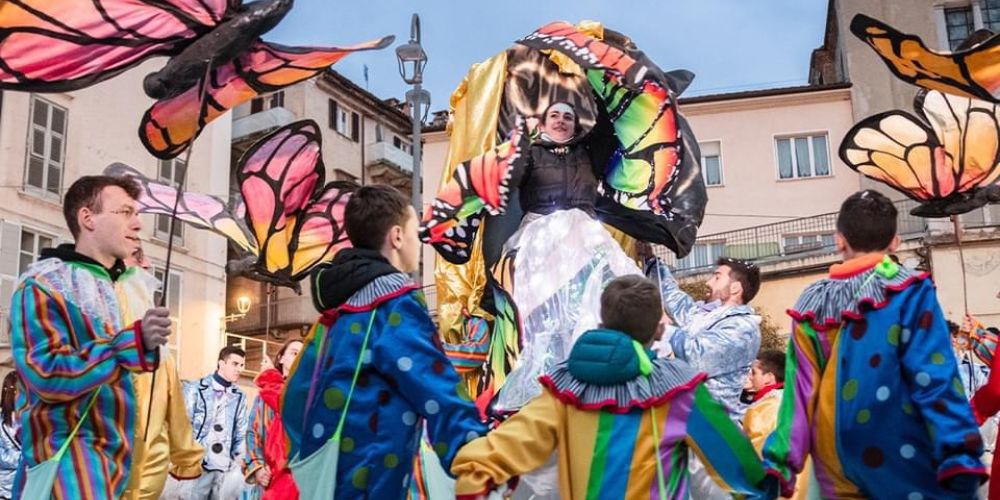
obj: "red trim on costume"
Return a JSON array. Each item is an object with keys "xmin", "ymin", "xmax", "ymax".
[
  {"xmin": 937, "ymin": 465, "xmax": 988, "ymax": 483},
  {"xmin": 752, "ymin": 382, "xmax": 784, "ymax": 403},
  {"xmin": 169, "ymin": 470, "xmax": 201, "ymax": 481},
  {"xmin": 337, "ymin": 285, "xmax": 421, "ymax": 313},
  {"xmin": 764, "ymin": 468, "xmax": 795, "ymax": 498},
  {"xmin": 133, "ymin": 320, "xmax": 156, "ymax": 372},
  {"xmin": 538, "ymin": 372, "xmax": 708, "ymax": 414},
  {"xmin": 828, "ymin": 253, "xmax": 885, "ymax": 279},
  {"xmin": 786, "ymin": 272, "xmax": 930, "ymax": 331}
]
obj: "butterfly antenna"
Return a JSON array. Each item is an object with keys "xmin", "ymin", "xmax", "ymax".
[{"xmin": 146, "ymin": 58, "xmax": 215, "ymax": 443}]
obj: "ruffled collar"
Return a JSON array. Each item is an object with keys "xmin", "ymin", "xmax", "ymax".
[
  {"xmin": 539, "ymin": 359, "xmax": 706, "ymax": 414},
  {"xmin": 790, "ymin": 255, "xmax": 928, "ymax": 331}
]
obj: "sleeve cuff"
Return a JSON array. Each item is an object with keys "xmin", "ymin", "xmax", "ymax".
[
  {"xmin": 169, "ymin": 462, "xmax": 203, "ymax": 481},
  {"xmin": 764, "ymin": 468, "xmax": 795, "ymax": 498},
  {"xmin": 938, "ymin": 463, "xmax": 988, "ymax": 484},
  {"xmin": 132, "ymin": 320, "xmax": 159, "ymax": 373}
]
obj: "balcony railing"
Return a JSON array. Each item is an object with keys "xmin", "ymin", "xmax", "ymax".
[
  {"xmin": 232, "ymin": 106, "xmax": 296, "ymax": 142},
  {"xmin": 366, "ymin": 141, "xmax": 413, "ymax": 173},
  {"xmin": 657, "ymin": 199, "xmax": 1000, "ymax": 274},
  {"xmin": 223, "ymin": 332, "xmax": 287, "ymax": 377},
  {"xmin": 226, "ymin": 294, "xmax": 315, "ymax": 333}
]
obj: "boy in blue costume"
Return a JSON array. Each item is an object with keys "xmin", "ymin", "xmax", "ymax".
[
  {"xmin": 281, "ymin": 185, "xmax": 487, "ymax": 499},
  {"xmin": 763, "ymin": 191, "xmax": 987, "ymax": 498}
]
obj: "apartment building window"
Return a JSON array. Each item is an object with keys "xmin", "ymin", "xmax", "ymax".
[
  {"xmin": 392, "ymin": 136, "xmax": 411, "ymax": 154},
  {"xmin": 985, "ymin": 0, "xmax": 1000, "ymax": 30},
  {"xmin": 250, "ymin": 91, "xmax": 285, "ymax": 114},
  {"xmin": 18, "ymin": 228, "xmax": 53, "ymax": 275},
  {"xmin": 783, "ymin": 233, "xmax": 834, "ymax": 254},
  {"xmin": 675, "ymin": 241, "xmax": 725, "ymax": 270},
  {"xmin": 328, "ymin": 99, "xmax": 354, "ymax": 138},
  {"xmin": 699, "ymin": 141, "xmax": 723, "ymax": 187},
  {"xmin": 776, "ymin": 134, "xmax": 830, "ymax": 180},
  {"xmin": 375, "ymin": 123, "xmax": 384, "ymax": 142},
  {"xmin": 25, "ymin": 96, "xmax": 67, "ymax": 196},
  {"xmin": 155, "ymin": 158, "xmax": 186, "ymax": 243},
  {"xmin": 946, "ymin": 6, "xmax": 975, "ymax": 49}
]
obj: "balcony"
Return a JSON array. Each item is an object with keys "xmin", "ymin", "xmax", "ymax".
[
  {"xmin": 366, "ymin": 141, "xmax": 413, "ymax": 173},
  {"xmin": 232, "ymin": 106, "xmax": 297, "ymax": 143},
  {"xmin": 225, "ymin": 294, "xmax": 315, "ymax": 334},
  {"xmin": 655, "ymin": 199, "xmax": 989, "ymax": 274}
]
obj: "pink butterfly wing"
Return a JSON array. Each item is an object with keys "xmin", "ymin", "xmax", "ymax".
[
  {"xmin": 0, "ymin": 0, "xmax": 224, "ymax": 91},
  {"xmin": 289, "ymin": 183, "xmax": 354, "ymax": 280},
  {"xmin": 138, "ymin": 36, "xmax": 394, "ymax": 159}
]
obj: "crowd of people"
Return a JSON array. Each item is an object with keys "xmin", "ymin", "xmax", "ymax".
[{"xmin": 0, "ymin": 172, "xmax": 998, "ymax": 499}]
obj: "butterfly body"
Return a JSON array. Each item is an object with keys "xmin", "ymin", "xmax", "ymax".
[{"xmin": 143, "ymin": 0, "xmax": 292, "ymax": 99}]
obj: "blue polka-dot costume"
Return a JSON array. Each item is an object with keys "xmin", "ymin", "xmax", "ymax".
[{"xmin": 282, "ymin": 279, "xmax": 486, "ymax": 499}]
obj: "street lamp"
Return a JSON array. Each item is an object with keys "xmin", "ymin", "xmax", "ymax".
[
  {"xmin": 396, "ymin": 13, "xmax": 430, "ymax": 214},
  {"xmin": 224, "ymin": 295, "xmax": 252, "ymax": 323}
]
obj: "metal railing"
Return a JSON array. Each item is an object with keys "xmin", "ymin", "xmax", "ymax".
[
  {"xmin": 223, "ymin": 332, "xmax": 287, "ymax": 377},
  {"xmin": 658, "ymin": 199, "xmax": 1000, "ymax": 274}
]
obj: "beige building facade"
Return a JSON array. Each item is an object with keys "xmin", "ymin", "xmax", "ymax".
[{"xmin": 0, "ymin": 59, "xmax": 231, "ymax": 381}]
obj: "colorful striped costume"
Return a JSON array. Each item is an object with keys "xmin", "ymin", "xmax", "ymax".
[
  {"xmin": 452, "ymin": 329, "xmax": 771, "ymax": 499},
  {"xmin": 763, "ymin": 254, "xmax": 987, "ymax": 498},
  {"xmin": 11, "ymin": 247, "xmax": 158, "ymax": 499}
]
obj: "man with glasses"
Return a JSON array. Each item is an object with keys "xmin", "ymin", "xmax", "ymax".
[{"xmin": 10, "ymin": 175, "xmax": 171, "ymax": 498}]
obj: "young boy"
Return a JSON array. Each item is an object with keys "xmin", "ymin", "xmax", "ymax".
[
  {"xmin": 281, "ymin": 185, "xmax": 486, "ymax": 499},
  {"xmin": 763, "ymin": 190, "xmax": 987, "ymax": 498},
  {"xmin": 451, "ymin": 275, "xmax": 773, "ymax": 499},
  {"xmin": 744, "ymin": 350, "xmax": 786, "ymax": 453}
]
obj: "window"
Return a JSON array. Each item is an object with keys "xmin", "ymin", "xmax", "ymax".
[
  {"xmin": 946, "ymin": 6, "xmax": 975, "ymax": 50},
  {"xmin": 351, "ymin": 112, "xmax": 360, "ymax": 142},
  {"xmin": 783, "ymin": 233, "xmax": 834, "ymax": 254},
  {"xmin": 18, "ymin": 228, "xmax": 53, "ymax": 275},
  {"xmin": 392, "ymin": 136, "xmax": 411, "ymax": 154},
  {"xmin": 155, "ymin": 158, "xmax": 186, "ymax": 243},
  {"xmin": 25, "ymin": 96, "xmax": 67, "ymax": 196},
  {"xmin": 986, "ymin": 0, "xmax": 1000, "ymax": 31},
  {"xmin": 250, "ymin": 91, "xmax": 285, "ymax": 114},
  {"xmin": 675, "ymin": 241, "xmax": 725, "ymax": 270},
  {"xmin": 328, "ymin": 99, "xmax": 352, "ymax": 137},
  {"xmin": 699, "ymin": 141, "xmax": 723, "ymax": 186},
  {"xmin": 776, "ymin": 134, "xmax": 830, "ymax": 179},
  {"xmin": 375, "ymin": 123, "xmax": 384, "ymax": 142}
]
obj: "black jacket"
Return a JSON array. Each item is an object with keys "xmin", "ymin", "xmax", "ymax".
[
  {"xmin": 309, "ymin": 248, "xmax": 399, "ymax": 312},
  {"xmin": 517, "ymin": 141, "xmax": 599, "ymax": 216}
]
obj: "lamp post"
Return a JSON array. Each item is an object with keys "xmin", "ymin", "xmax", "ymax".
[{"xmin": 396, "ymin": 13, "xmax": 430, "ymax": 214}]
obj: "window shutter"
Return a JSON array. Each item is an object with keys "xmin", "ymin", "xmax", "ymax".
[
  {"xmin": 351, "ymin": 112, "xmax": 360, "ymax": 142},
  {"xmin": 251, "ymin": 98, "xmax": 263, "ymax": 114},
  {"xmin": 328, "ymin": 100, "xmax": 338, "ymax": 130},
  {"xmin": 0, "ymin": 222, "xmax": 21, "ymax": 277}
]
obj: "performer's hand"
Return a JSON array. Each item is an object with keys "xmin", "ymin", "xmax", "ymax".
[
  {"xmin": 141, "ymin": 307, "xmax": 171, "ymax": 349},
  {"xmin": 255, "ymin": 466, "xmax": 271, "ymax": 487}
]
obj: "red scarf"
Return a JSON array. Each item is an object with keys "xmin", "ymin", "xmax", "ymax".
[
  {"xmin": 255, "ymin": 368, "xmax": 299, "ymax": 499},
  {"xmin": 752, "ymin": 382, "xmax": 784, "ymax": 403}
]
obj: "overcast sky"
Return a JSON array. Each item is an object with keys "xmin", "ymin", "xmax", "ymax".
[{"xmin": 268, "ymin": 0, "xmax": 829, "ymax": 112}]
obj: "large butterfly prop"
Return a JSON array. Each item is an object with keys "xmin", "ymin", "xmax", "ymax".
[
  {"xmin": 0, "ymin": 0, "xmax": 393, "ymax": 159},
  {"xmin": 106, "ymin": 119, "xmax": 355, "ymax": 289},
  {"xmin": 843, "ymin": 15, "xmax": 1000, "ymax": 216}
]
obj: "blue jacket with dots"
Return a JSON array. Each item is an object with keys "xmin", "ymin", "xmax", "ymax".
[{"xmin": 282, "ymin": 272, "xmax": 487, "ymax": 499}]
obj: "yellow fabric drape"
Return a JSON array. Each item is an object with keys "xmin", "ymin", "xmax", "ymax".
[{"xmin": 434, "ymin": 50, "xmax": 508, "ymax": 342}]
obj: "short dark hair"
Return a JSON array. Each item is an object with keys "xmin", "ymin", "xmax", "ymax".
[
  {"xmin": 836, "ymin": 190, "xmax": 898, "ymax": 252},
  {"xmin": 716, "ymin": 257, "xmax": 761, "ymax": 304},
  {"xmin": 218, "ymin": 346, "xmax": 246, "ymax": 362},
  {"xmin": 63, "ymin": 175, "xmax": 141, "ymax": 239},
  {"xmin": 947, "ymin": 320, "xmax": 961, "ymax": 336},
  {"xmin": 600, "ymin": 275, "xmax": 662, "ymax": 344},
  {"xmin": 344, "ymin": 185, "xmax": 411, "ymax": 250},
  {"xmin": 756, "ymin": 349, "xmax": 786, "ymax": 382}
]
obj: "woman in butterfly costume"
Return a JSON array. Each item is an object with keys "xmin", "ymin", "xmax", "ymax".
[{"xmin": 420, "ymin": 21, "xmax": 707, "ymax": 415}]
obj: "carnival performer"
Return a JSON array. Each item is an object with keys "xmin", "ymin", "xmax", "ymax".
[
  {"xmin": 282, "ymin": 185, "xmax": 486, "ymax": 499},
  {"xmin": 121, "ymin": 244, "xmax": 204, "ymax": 500},
  {"xmin": 0, "ymin": 372, "xmax": 22, "ymax": 500},
  {"xmin": 182, "ymin": 346, "xmax": 250, "ymax": 498},
  {"xmin": 10, "ymin": 175, "xmax": 169, "ymax": 498},
  {"xmin": 764, "ymin": 191, "xmax": 987, "ymax": 498},
  {"xmin": 451, "ymin": 275, "xmax": 774, "ymax": 499},
  {"xmin": 245, "ymin": 339, "xmax": 303, "ymax": 499}
]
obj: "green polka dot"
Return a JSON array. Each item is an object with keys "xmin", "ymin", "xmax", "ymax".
[
  {"xmin": 902, "ymin": 402, "xmax": 915, "ymax": 415},
  {"xmin": 455, "ymin": 381, "xmax": 473, "ymax": 402},
  {"xmin": 350, "ymin": 322, "xmax": 362, "ymax": 334},
  {"xmin": 887, "ymin": 324, "xmax": 901, "ymax": 346},
  {"xmin": 388, "ymin": 312, "xmax": 403, "ymax": 327},
  {"xmin": 384, "ymin": 453, "xmax": 399, "ymax": 468},
  {"xmin": 842, "ymin": 379, "xmax": 859, "ymax": 401},
  {"xmin": 340, "ymin": 437, "xmax": 354, "ymax": 453},
  {"xmin": 954, "ymin": 377, "xmax": 966, "ymax": 396},
  {"xmin": 324, "ymin": 388, "xmax": 345, "ymax": 410},
  {"xmin": 433, "ymin": 442, "xmax": 449, "ymax": 458},
  {"xmin": 856, "ymin": 409, "xmax": 871, "ymax": 424},
  {"xmin": 351, "ymin": 467, "xmax": 369, "ymax": 489},
  {"xmin": 930, "ymin": 352, "xmax": 946, "ymax": 365}
]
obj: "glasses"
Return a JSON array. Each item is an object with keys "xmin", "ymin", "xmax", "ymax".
[{"xmin": 108, "ymin": 207, "xmax": 138, "ymax": 219}]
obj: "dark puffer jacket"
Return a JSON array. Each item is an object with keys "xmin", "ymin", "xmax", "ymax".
[{"xmin": 517, "ymin": 142, "xmax": 599, "ymax": 216}]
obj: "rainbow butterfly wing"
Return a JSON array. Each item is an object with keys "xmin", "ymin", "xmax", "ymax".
[
  {"xmin": 850, "ymin": 14, "xmax": 1000, "ymax": 102},
  {"xmin": 103, "ymin": 162, "xmax": 257, "ymax": 254},
  {"xmin": 0, "ymin": 0, "xmax": 228, "ymax": 92},
  {"xmin": 420, "ymin": 123, "xmax": 529, "ymax": 263},
  {"xmin": 840, "ymin": 90, "xmax": 1000, "ymax": 214},
  {"xmin": 140, "ymin": 36, "xmax": 394, "ymax": 159}
]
